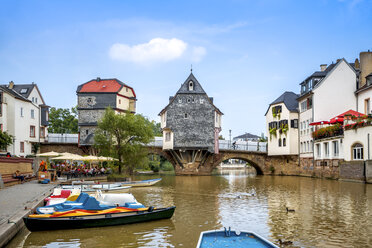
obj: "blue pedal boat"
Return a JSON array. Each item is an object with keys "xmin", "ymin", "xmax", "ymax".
[{"xmin": 196, "ymin": 228, "xmax": 279, "ymax": 248}]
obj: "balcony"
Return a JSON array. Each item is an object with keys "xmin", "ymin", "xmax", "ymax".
[{"xmin": 312, "ymin": 124, "xmax": 343, "ymax": 140}]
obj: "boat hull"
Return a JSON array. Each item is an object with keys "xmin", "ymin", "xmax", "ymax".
[
  {"xmin": 24, "ymin": 207, "xmax": 175, "ymax": 232},
  {"xmin": 121, "ymin": 178, "xmax": 162, "ymax": 187}
]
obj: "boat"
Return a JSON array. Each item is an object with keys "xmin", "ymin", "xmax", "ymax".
[
  {"xmin": 36, "ymin": 192, "xmax": 145, "ymax": 214},
  {"xmin": 44, "ymin": 188, "xmax": 81, "ymax": 205},
  {"xmin": 23, "ymin": 206, "xmax": 176, "ymax": 231},
  {"xmin": 196, "ymin": 228, "xmax": 279, "ymax": 248},
  {"xmin": 120, "ymin": 178, "xmax": 162, "ymax": 187},
  {"xmin": 61, "ymin": 183, "xmax": 132, "ymax": 193}
]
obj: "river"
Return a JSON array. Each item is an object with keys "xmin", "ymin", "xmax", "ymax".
[{"xmin": 7, "ymin": 169, "xmax": 372, "ymax": 248}]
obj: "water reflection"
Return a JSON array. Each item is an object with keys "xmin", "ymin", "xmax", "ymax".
[{"xmin": 7, "ymin": 171, "xmax": 372, "ymax": 248}]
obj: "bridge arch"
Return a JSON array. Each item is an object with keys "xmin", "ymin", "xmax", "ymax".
[{"xmin": 220, "ymin": 156, "xmax": 264, "ymax": 175}]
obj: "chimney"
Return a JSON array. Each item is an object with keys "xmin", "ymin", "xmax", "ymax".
[
  {"xmin": 8, "ymin": 81, "xmax": 14, "ymax": 89},
  {"xmin": 320, "ymin": 64, "xmax": 327, "ymax": 72},
  {"xmin": 355, "ymin": 58, "xmax": 360, "ymax": 69},
  {"xmin": 360, "ymin": 50, "xmax": 372, "ymax": 87},
  {"xmin": 96, "ymin": 77, "xmax": 101, "ymax": 82}
]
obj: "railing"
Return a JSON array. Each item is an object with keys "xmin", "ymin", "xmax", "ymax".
[
  {"xmin": 147, "ymin": 137, "xmax": 267, "ymax": 153},
  {"xmin": 312, "ymin": 127, "xmax": 344, "ymax": 140},
  {"xmin": 46, "ymin": 133, "xmax": 79, "ymax": 144}
]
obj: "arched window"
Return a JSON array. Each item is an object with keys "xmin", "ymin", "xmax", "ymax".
[
  {"xmin": 189, "ymin": 81, "xmax": 194, "ymax": 91},
  {"xmin": 278, "ymin": 138, "xmax": 282, "ymax": 147},
  {"xmin": 352, "ymin": 143, "xmax": 363, "ymax": 160},
  {"xmin": 283, "ymin": 138, "xmax": 286, "ymax": 147}
]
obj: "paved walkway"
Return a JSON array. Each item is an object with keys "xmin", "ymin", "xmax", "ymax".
[{"xmin": 0, "ymin": 181, "xmax": 55, "ymax": 225}]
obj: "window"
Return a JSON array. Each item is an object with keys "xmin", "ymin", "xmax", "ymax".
[
  {"xmin": 310, "ymin": 140, "xmax": 313, "ymax": 152},
  {"xmin": 20, "ymin": 88, "xmax": 27, "ymax": 94},
  {"xmin": 283, "ymin": 138, "xmax": 286, "ymax": 147},
  {"xmin": 30, "ymin": 126, "xmax": 35, "ymax": 137},
  {"xmin": 184, "ymin": 113, "xmax": 188, "ymax": 119},
  {"xmin": 307, "ymin": 141, "xmax": 309, "ymax": 152},
  {"xmin": 200, "ymin": 99, "xmax": 204, "ymax": 104},
  {"xmin": 324, "ymin": 142, "xmax": 329, "ymax": 158},
  {"xmin": 178, "ymin": 99, "xmax": 182, "ymax": 103},
  {"xmin": 31, "ymin": 109, "xmax": 35, "ymax": 119},
  {"xmin": 189, "ymin": 81, "xmax": 194, "ymax": 91},
  {"xmin": 333, "ymin": 141, "xmax": 339, "ymax": 157},
  {"xmin": 20, "ymin": 142, "xmax": 24, "ymax": 153},
  {"xmin": 278, "ymin": 138, "xmax": 282, "ymax": 147},
  {"xmin": 365, "ymin": 98, "xmax": 370, "ymax": 114},
  {"xmin": 32, "ymin": 97, "xmax": 35, "ymax": 103},
  {"xmin": 352, "ymin": 143, "xmax": 363, "ymax": 160},
  {"xmin": 119, "ymin": 99, "xmax": 121, "ymax": 104},
  {"xmin": 20, "ymin": 107, "xmax": 23, "ymax": 117},
  {"xmin": 187, "ymin": 99, "xmax": 191, "ymax": 103},
  {"xmin": 46, "ymin": 111, "xmax": 49, "ymax": 121},
  {"xmin": 35, "ymin": 98, "xmax": 37, "ymax": 103},
  {"xmin": 87, "ymin": 98, "xmax": 92, "ymax": 104},
  {"xmin": 86, "ymin": 130, "xmax": 89, "ymax": 135},
  {"xmin": 40, "ymin": 127, "xmax": 45, "ymax": 138},
  {"xmin": 316, "ymin": 144, "xmax": 321, "ymax": 158},
  {"xmin": 165, "ymin": 132, "xmax": 171, "ymax": 142},
  {"xmin": 291, "ymin": 119, "xmax": 298, "ymax": 128}
]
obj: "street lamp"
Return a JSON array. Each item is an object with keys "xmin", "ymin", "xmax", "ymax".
[{"xmin": 229, "ymin": 129, "xmax": 232, "ymax": 149}]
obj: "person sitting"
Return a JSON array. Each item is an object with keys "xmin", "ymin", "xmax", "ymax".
[{"xmin": 13, "ymin": 170, "xmax": 25, "ymax": 183}]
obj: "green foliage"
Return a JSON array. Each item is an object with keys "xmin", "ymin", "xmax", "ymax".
[
  {"xmin": 312, "ymin": 124, "xmax": 342, "ymax": 140},
  {"xmin": 32, "ymin": 142, "xmax": 40, "ymax": 154},
  {"xmin": 269, "ymin": 128, "xmax": 277, "ymax": 140},
  {"xmin": 269, "ymin": 166, "xmax": 275, "ymax": 174},
  {"xmin": 259, "ymin": 133, "xmax": 267, "ymax": 142},
  {"xmin": 94, "ymin": 108, "xmax": 154, "ymax": 175},
  {"xmin": 218, "ymin": 135, "xmax": 225, "ymax": 140},
  {"xmin": 48, "ymin": 107, "xmax": 78, "ymax": 133},
  {"xmin": 0, "ymin": 131, "xmax": 13, "ymax": 150},
  {"xmin": 149, "ymin": 160, "xmax": 160, "ymax": 172},
  {"xmin": 150, "ymin": 121, "xmax": 162, "ymax": 137},
  {"xmin": 160, "ymin": 161, "xmax": 174, "ymax": 171}
]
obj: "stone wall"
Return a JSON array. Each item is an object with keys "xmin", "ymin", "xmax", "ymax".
[
  {"xmin": 339, "ymin": 161, "xmax": 365, "ymax": 182},
  {"xmin": 366, "ymin": 160, "xmax": 372, "ymax": 183},
  {"xmin": 0, "ymin": 157, "xmax": 33, "ymax": 174},
  {"xmin": 166, "ymin": 94, "xmax": 216, "ymax": 152},
  {"xmin": 40, "ymin": 143, "xmax": 87, "ymax": 155}
]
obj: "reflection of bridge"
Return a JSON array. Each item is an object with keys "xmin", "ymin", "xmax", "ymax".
[{"xmin": 147, "ymin": 138, "xmax": 296, "ymax": 175}]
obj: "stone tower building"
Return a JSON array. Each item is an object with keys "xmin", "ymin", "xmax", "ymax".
[
  {"xmin": 159, "ymin": 72, "xmax": 223, "ymax": 173},
  {"xmin": 76, "ymin": 78, "xmax": 136, "ymax": 146}
]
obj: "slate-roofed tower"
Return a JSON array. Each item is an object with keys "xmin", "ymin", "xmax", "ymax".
[
  {"xmin": 76, "ymin": 77, "xmax": 136, "ymax": 146},
  {"xmin": 159, "ymin": 72, "xmax": 223, "ymax": 174}
]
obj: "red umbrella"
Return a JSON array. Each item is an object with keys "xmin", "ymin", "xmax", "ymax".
[{"xmin": 309, "ymin": 121, "xmax": 330, "ymax": 126}]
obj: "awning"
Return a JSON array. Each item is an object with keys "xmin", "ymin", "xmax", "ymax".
[{"xmin": 329, "ymin": 117, "xmax": 344, "ymax": 124}]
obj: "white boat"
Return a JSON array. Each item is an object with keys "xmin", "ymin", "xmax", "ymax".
[
  {"xmin": 120, "ymin": 178, "xmax": 162, "ymax": 187},
  {"xmin": 61, "ymin": 184, "xmax": 131, "ymax": 193}
]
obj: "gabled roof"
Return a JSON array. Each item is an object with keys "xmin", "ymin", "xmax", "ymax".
[
  {"xmin": 233, "ymin": 133, "xmax": 260, "ymax": 140},
  {"xmin": 313, "ymin": 58, "xmax": 356, "ymax": 91},
  {"xmin": 159, "ymin": 72, "xmax": 223, "ymax": 115},
  {"xmin": 176, "ymin": 73, "xmax": 206, "ymax": 94},
  {"xmin": 77, "ymin": 78, "xmax": 136, "ymax": 98},
  {"xmin": 1, "ymin": 83, "xmax": 46, "ymax": 105},
  {"xmin": 0, "ymin": 85, "xmax": 31, "ymax": 102},
  {"xmin": 265, "ymin": 91, "xmax": 299, "ymax": 116}
]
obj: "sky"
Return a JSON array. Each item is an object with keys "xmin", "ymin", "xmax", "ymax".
[{"xmin": 1, "ymin": 0, "xmax": 372, "ymax": 140}]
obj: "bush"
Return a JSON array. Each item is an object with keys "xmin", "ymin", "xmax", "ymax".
[
  {"xmin": 160, "ymin": 161, "xmax": 174, "ymax": 171},
  {"xmin": 149, "ymin": 161, "xmax": 160, "ymax": 172}
]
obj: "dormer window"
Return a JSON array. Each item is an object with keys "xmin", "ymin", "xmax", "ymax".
[{"xmin": 189, "ymin": 81, "xmax": 194, "ymax": 91}]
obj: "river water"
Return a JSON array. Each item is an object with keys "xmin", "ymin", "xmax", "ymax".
[{"xmin": 7, "ymin": 169, "xmax": 372, "ymax": 248}]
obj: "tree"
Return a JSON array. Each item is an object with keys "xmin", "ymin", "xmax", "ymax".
[
  {"xmin": 94, "ymin": 108, "xmax": 154, "ymax": 174},
  {"xmin": 218, "ymin": 135, "xmax": 225, "ymax": 140},
  {"xmin": 0, "ymin": 131, "xmax": 13, "ymax": 151},
  {"xmin": 150, "ymin": 121, "xmax": 162, "ymax": 137},
  {"xmin": 48, "ymin": 107, "xmax": 78, "ymax": 133}
]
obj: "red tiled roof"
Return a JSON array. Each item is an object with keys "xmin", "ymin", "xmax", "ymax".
[{"xmin": 79, "ymin": 79, "xmax": 123, "ymax": 93}]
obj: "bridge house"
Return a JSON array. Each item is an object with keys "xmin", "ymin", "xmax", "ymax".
[
  {"xmin": 76, "ymin": 78, "xmax": 136, "ymax": 147},
  {"xmin": 158, "ymin": 72, "xmax": 223, "ymax": 173}
]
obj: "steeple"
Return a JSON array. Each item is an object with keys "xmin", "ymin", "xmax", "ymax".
[{"xmin": 176, "ymin": 72, "xmax": 206, "ymax": 94}]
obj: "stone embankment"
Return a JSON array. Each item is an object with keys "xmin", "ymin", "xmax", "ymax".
[{"xmin": 0, "ymin": 181, "xmax": 55, "ymax": 247}]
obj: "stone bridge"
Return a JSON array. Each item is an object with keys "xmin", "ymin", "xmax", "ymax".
[{"xmin": 147, "ymin": 146, "xmax": 298, "ymax": 176}]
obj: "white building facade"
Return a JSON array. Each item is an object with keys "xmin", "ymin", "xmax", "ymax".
[
  {"xmin": 0, "ymin": 82, "xmax": 49, "ymax": 156},
  {"xmin": 266, "ymin": 91, "xmax": 299, "ymax": 156}
]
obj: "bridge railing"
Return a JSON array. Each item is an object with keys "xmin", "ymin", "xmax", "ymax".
[
  {"xmin": 147, "ymin": 137, "xmax": 267, "ymax": 152},
  {"xmin": 218, "ymin": 140, "xmax": 267, "ymax": 152}
]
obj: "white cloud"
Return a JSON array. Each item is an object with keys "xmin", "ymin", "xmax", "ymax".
[
  {"xmin": 191, "ymin": 46, "xmax": 207, "ymax": 62},
  {"xmin": 109, "ymin": 38, "xmax": 188, "ymax": 63}
]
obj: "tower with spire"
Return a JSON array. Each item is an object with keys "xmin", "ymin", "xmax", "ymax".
[{"xmin": 159, "ymin": 72, "xmax": 223, "ymax": 174}]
